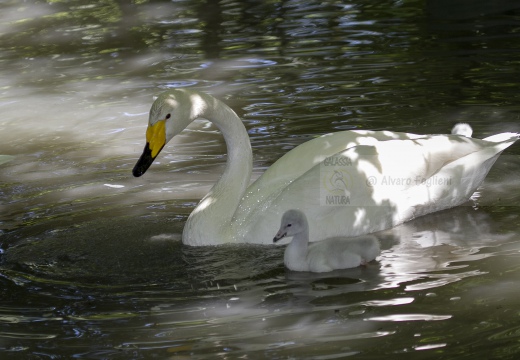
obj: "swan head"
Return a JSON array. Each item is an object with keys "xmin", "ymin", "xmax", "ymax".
[
  {"xmin": 273, "ymin": 209, "xmax": 308, "ymax": 243},
  {"xmin": 133, "ymin": 89, "xmax": 209, "ymax": 177}
]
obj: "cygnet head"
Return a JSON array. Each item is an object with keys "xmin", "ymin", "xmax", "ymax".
[
  {"xmin": 273, "ymin": 209, "xmax": 308, "ymax": 243},
  {"xmin": 451, "ymin": 123, "xmax": 473, "ymax": 137}
]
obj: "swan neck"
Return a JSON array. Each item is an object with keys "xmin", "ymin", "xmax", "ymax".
[
  {"xmin": 184, "ymin": 95, "xmax": 252, "ymax": 244},
  {"xmin": 286, "ymin": 230, "xmax": 310, "ymax": 259}
]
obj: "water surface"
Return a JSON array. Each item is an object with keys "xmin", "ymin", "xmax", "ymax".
[{"xmin": 1, "ymin": 0, "xmax": 520, "ymax": 358}]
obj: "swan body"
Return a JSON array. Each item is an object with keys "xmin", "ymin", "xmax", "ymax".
[
  {"xmin": 132, "ymin": 89, "xmax": 519, "ymax": 246},
  {"xmin": 273, "ymin": 209, "xmax": 380, "ymax": 272}
]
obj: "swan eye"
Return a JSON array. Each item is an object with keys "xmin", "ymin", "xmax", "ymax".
[
  {"xmin": 165, "ymin": 113, "xmax": 171, "ymax": 119},
  {"xmin": 287, "ymin": 223, "xmax": 292, "ymax": 227}
]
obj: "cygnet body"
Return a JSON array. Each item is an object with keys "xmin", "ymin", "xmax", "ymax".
[{"xmin": 273, "ymin": 209, "xmax": 380, "ymax": 272}]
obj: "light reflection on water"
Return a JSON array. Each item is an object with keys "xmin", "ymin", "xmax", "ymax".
[{"xmin": 1, "ymin": 0, "xmax": 520, "ymax": 358}]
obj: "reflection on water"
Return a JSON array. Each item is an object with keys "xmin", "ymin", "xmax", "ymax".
[{"xmin": 1, "ymin": 0, "xmax": 520, "ymax": 358}]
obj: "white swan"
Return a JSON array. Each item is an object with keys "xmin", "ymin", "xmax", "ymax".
[
  {"xmin": 273, "ymin": 209, "xmax": 380, "ymax": 272},
  {"xmin": 132, "ymin": 89, "xmax": 519, "ymax": 246}
]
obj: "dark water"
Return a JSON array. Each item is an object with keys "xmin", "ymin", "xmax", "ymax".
[{"xmin": 1, "ymin": 0, "xmax": 520, "ymax": 358}]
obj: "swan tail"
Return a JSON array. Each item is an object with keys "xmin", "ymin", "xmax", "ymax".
[
  {"xmin": 482, "ymin": 132, "xmax": 520, "ymax": 143},
  {"xmin": 481, "ymin": 132, "xmax": 520, "ymax": 155},
  {"xmin": 451, "ymin": 123, "xmax": 472, "ymax": 137}
]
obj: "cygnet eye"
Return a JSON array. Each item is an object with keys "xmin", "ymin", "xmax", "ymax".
[
  {"xmin": 166, "ymin": 113, "xmax": 171, "ymax": 119},
  {"xmin": 287, "ymin": 223, "xmax": 292, "ymax": 227}
]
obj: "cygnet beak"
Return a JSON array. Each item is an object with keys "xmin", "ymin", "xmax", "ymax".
[{"xmin": 273, "ymin": 231, "xmax": 286, "ymax": 243}]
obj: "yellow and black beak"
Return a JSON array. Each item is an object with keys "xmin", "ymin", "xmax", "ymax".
[{"xmin": 132, "ymin": 120, "xmax": 166, "ymax": 177}]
